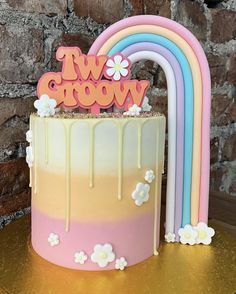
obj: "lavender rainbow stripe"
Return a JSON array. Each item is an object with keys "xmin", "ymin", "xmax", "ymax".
[
  {"xmin": 107, "ymin": 34, "xmax": 193, "ymax": 231},
  {"xmin": 122, "ymin": 43, "xmax": 184, "ymax": 239}
]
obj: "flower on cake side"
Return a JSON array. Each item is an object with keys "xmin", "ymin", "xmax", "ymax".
[
  {"xmin": 74, "ymin": 251, "xmax": 88, "ymax": 265},
  {"xmin": 195, "ymin": 222, "xmax": 215, "ymax": 245},
  {"xmin": 144, "ymin": 170, "xmax": 155, "ymax": 183},
  {"xmin": 115, "ymin": 257, "xmax": 128, "ymax": 271},
  {"xmin": 141, "ymin": 96, "xmax": 152, "ymax": 112},
  {"xmin": 178, "ymin": 225, "xmax": 198, "ymax": 245},
  {"xmin": 105, "ymin": 54, "xmax": 129, "ymax": 81},
  {"xmin": 123, "ymin": 104, "xmax": 141, "ymax": 116},
  {"xmin": 34, "ymin": 94, "xmax": 57, "ymax": 117},
  {"xmin": 132, "ymin": 183, "xmax": 150, "ymax": 206},
  {"xmin": 26, "ymin": 130, "xmax": 33, "ymax": 143},
  {"xmin": 26, "ymin": 146, "xmax": 34, "ymax": 168},
  {"xmin": 91, "ymin": 243, "xmax": 115, "ymax": 268},
  {"xmin": 48, "ymin": 233, "xmax": 60, "ymax": 247},
  {"xmin": 165, "ymin": 232, "xmax": 176, "ymax": 243}
]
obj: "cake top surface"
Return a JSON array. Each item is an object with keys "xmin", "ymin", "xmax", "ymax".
[{"xmin": 31, "ymin": 111, "xmax": 164, "ymax": 120}]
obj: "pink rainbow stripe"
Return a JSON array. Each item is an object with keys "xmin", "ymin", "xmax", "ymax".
[{"xmin": 89, "ymin": 15, "xmax": 211, "ymax": 225}]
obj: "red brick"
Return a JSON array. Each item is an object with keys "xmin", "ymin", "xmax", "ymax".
[
  {"xmin": 0, "ymin": 189, "xmax": 30, "ymax": 216},
  {"xmin": 129, "ymin": 0, "xmax": 171, "ymax": 17},
  {"xmin": 0, "ymin": 25, "xmax": 44, "ymax": 83},
  {"xmin": 0, "ymin": 159, "xmax": 29, "ymax": 199},
  {"xmin": 211, "ymin": 9, "xmax": 236, "ymax": 43},
  {"xmin": 210, "ymin": 137, "xmax": 219, "ymax": 164},
  {"xmin": 176, "ymin": 0, "xmax": 207, "ymax": 41},
  {"xmin": 222, "ymin": 133, "xmax": 236, "ymax": 162},
  {"xmin": 73, "ymin": 0, "xmax": 123, "ymax": 23},
  {"xmin": 207, "ymin": 53, "xmax": 227, "ymax": 86},
  {"xmin": 227, "ymin": 53, "xmax": 236, "ymax": 85},
  {"xmin": 211, "ymin": 95, "xmax": 232, "ymax": 126},
  {"xmin": 5, "ymin": 0, "xmax": 67, "ymax": 16}
]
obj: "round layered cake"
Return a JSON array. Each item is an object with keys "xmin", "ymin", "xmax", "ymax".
[{"xmin": 30, "ymin": 113, "xmax": 165, "ymax": 270}]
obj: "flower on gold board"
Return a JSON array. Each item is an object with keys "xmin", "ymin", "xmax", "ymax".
[
  {"xmin": 131, "ymin": 183, "xmax": 150, "ymax": 206},
  {"xmin": 165, "ymin": 232, "xmax": 176, "ymax": 243},
  {"xmin": 195, "ymin": 222, "xmax": 215, "ymax": 245},
  {"xmin": 91, "ymin": 243, "xmax": 115, "ymax": 268},
  {"xmin": 74, "ymin": 251, "xmax": 88, "ymax": 264},
  {"xmin": 115, "ymin": 257, "xmax": 128, "ymax": 270},
  {"xmin": 178, "ymin": 225, "xmax": 198, "ymax": 245}
]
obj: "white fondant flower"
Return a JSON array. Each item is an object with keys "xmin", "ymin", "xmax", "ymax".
[
  {"xmin": 142, "ymin": 96, "xmax": 152, "ymax": 112},
  {"xmin": 34, "ymin": 94, "xmax": 57, "ymax": 117},
  {"xmin": 74, "ymin": 251, "xmax": 88, "ymax": 264},
  {"xmin": 26, "ymin": 146, "xmax": 34, "ymax": 168},
  {"xmin": 144, "ymin": 170, "xmax": 155, "ymax": 183},
  {"xmin": 115, "ymin": 257, "xmax": 128, "ymax": 270},
  {"xmin": 132, "ymin": 183, "xmax": 150, "ymax": 206},
  {"xmin": 195, "ymin": 222, "xmax": 215, "ymax": 245},
  {"xmin": 178, "ymin": 225, "xmax": 198, "ymax": 245},
  {"xmin": 106, "ymin": 55, "xmax": 129, "ymax": 81},
  {"xmin": 48, "ymin": 233, "xmax": 60, "ymax": 247},
  {"xmin": 91, "ymin": 243, "xmax": 115, "ymax": 268},
  {"xmin": 26, "ymin": 130, "xmax": 33, "ymax": 143},
  {"xmin": 123, "ymin": 104, "xmax": 142, "ymax": 116},
  {"xmin": 165, "ymin": 232, "xmax": 176, "ymax": 243}
]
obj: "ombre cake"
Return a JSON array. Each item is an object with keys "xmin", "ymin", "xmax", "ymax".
[
  {"xmin": 27, "ymin": 14, "xmax": 216, "ymax": 271},
  {"xmin": 29, "ymin": 112, "xmax": 165, "ymax": 270}
]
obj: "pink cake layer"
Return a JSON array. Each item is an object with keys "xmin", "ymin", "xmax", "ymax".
[{"xmin": 32, "ymin": 207, "xmax": 160, "ymax": 270}]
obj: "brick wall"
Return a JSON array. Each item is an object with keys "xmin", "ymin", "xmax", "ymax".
[{"xmin": 0, "ymin": 0, "xmax": 235, "ymax": 225}]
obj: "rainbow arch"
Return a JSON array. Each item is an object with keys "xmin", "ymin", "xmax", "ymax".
[{"xmin": 88, "ymin": 15, "xmax": 211, "ymax": 238}]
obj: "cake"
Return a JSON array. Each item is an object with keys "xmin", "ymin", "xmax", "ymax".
[{"xmin": 26, "ymin": 15, "xmax": 215, "ymax": 271}]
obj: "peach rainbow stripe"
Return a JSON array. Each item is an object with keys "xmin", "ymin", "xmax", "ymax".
[{"xmin": 89, "ymin": 16, "xmax": 211, "ymax": 234}]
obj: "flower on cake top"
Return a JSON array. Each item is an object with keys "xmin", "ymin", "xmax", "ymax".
[
  {"xmin": 91, "ymin": 243, "xmax": 115, "ymax": 268},
  {"xmin": 123, "ymin": 104, "xmax": 142, "ymax": 116},
  {"xmin": 106, "ymin": 54, "xmax": 129, "ymax": 81},
  {"xmin": 34, "ymin": 94, "xmax": 57, "ymax": 118},
  {"xmin": 178, "ymin": 224, "xmax": 198, "ymax": 245},
  {"xmin": 74, "ymin": 251, "xmax": 88, "ymax": 264},
  {"xmin": 115, "ymin": 257, "xmax": 128, "ymax": 270},
  {"xmin": 195, "ymin": 222, "xmax": 215, "ymax": 245},
  {"xmin": 144, "ymin": 170, "xmax": 155, "ymax": 183},
  {"xmin": 165, "ymin": 232, "xmax": 176, "ymax": 243},
  {"xmin": 132, "ymin": 183, "xmax": 150, "ymax": 206},
  {"xmin": 26, "ymin": 130, "xmax": 33, "ymax": 143},
  {"xmin": 26, "ymin": 146, "xmax": 34, "ymax": 168},
  {"xmin": 48, "ymin": 233, "xmax": 60, "ymax": 247},
  {"xmin": 141, "ymin": 96, "xmax": 152, "ymax": 112}
]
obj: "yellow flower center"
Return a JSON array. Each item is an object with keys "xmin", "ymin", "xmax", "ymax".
[
  {"xmin": 139, "ymin": 190, "xmax": 145, "ymax": 198},
  {"xmin": 114, "ymin": 64, "xmax": 121, "ymax": 71},
  {"xmin": 184, "ymin": 232, "xmax": 191, "ymax": 239},
  {"xmin": 99, "ymin": 252, "xmax": 108, "ymax": 259},
  {"xmin": 198, "ymin": 230, "xmax": 207, "ymax": 240}
]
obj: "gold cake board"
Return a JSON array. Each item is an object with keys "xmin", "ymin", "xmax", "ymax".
[{"xmin": 0, "ymin": 215, "xmax": 235, "ymax": 294}]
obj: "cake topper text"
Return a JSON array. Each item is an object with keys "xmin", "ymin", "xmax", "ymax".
[{"xmin": 37, "ymin": 47, "xmax": 150, "ymax": 113}]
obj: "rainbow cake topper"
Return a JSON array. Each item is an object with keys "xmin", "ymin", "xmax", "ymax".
[
  {"xmin": 37, "ymin": 47, "xmax": 150, "ymax": 113},
  {"xmin": 87, "ymin": 15, "xmax": 211, "ymax": 240},
  {"xmin": 34, "ymin": 15, "xmax": 213, "ymax": 245}
]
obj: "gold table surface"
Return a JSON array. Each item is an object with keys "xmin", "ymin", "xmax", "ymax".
[{"xmin": 0, "ymin": 215, "xmax": 235, "ymax": 294}]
